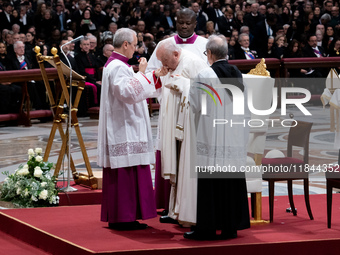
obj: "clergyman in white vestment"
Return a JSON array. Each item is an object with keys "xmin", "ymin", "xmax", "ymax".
[{"xmin": 97, "ymin": 28, "xmax": 167, "ymax": 231}]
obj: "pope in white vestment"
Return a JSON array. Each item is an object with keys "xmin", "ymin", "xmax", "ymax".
[
  {"xmin": 146, "ymin": 9, "xmax": 208, "ymax": 213},
  {"xmin": 155, "ymin": 40, "xmax": 208, "ymax": 225}
]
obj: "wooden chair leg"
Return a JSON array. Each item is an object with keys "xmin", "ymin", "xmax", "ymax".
[
  {"xmin": 303, "ymin": 179, "xmax": 314, "ymax": 220},
  {"xmin": 287, "ymin": 180, "xmax": 297, "ymax": 216},
  {"xmin": 327, "ymin": 180, "xmax": 332, "ymax": 228},
  {"xmin": 269, "ymin": 180, "xmax": 275, "ymax": 223}
]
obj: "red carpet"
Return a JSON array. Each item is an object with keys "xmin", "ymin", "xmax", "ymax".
[{"xmin": 1, "ymin": 194, "xmax": 340, "ymax": 255}]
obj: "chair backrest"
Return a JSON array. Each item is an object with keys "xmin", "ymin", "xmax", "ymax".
[{"xmin": 287, "ymin": 121, "xmax": 313, "ymax": 164}]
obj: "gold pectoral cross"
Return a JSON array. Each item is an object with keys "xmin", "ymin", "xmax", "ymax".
[{"xmin": 180, "ymin": 96, "xmax": 186, "ymax": 112}]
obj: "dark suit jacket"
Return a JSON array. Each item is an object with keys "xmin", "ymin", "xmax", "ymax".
[
  {"xmin": 205, "ymin": 7, "xmax": 222, "ymax": 26},
  {"xmin": 160, "ymin": 15, "xmax": 176, "ymax": 32},
  {"xmin": 302, "ymin": 45, "xmax": 327, "ymax": 58},
  {"xmin": 216, "ymin": 16, "xmax": 236, "ymax": 37},
  {"xmin": 0, "ymin": 11, "xmax": 14, "ymax": 31},
  {"xmin": 243, "ymin": 13, "xmax": 264, "ymax": 34},
  {"xmin": 195, "ymin": 11, "xmax": 207, "ymax": 33},
  {"xmin": 234, "ymin": 47, "xmax": 258, "ymax": 60},
  {"xmin": 8, "ymin": 54, "xmax": 34, "ymax": 71},
  {"xmin": 252, "ymin": 20, "xmax": 276, "ymax": 57}
]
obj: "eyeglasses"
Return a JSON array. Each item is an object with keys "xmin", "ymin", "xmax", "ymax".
[{"xmin": 203, "ymin": 50, "xmax": 207, "ymax": 56}]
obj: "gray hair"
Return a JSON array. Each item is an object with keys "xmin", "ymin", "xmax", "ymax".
[
  {"xmin": 268, "ymin": 35, "xmax": 274, "ymax": 40},
  {"xmin": 88, "ymin": 34, "xmax": 97, "ymax": 42},
  {"xmin": 240, "ymin": 26, "xmax": 249, "ymax": 34},
  {"xmin": 80, "ymin": 36, "xmax": 89, "ymax": 44},
  {"xmin": 113, "ymin": 28, "xmax": 136, "ymax": 48},
  {"xmin": 321, "ymin": 13, "xmax": 331, "ymax": 21},
  {"xmin": 157, "ymin": 39, "xmax": 182, "ymax": 57},
  {"xmin": 238, "ymin": 33, "xmax": 249, "ymax": 43},
  {"xmin": 206, "ymin": 35, "xmax": 228, "ymax": 60},
  {"xmin": 13, "ymin": 41, "xmax": 24, "ymax": 50}
]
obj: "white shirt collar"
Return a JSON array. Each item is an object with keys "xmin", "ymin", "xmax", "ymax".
[
  {"xmin": 241, "ymin": 46, "xmax": 250, "ymax": 51},
  {"xmin": 178, "ymin": 33, "xmax": 195, "ymax": 42}
]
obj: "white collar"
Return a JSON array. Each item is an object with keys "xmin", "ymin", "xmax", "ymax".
[
  {"xmin": 241, "ymin": 46, "xmax": 250, "ymax": 51},
  {"xmin": 178, "ymin": 33, "xmax": 195, "ymax": 42}
]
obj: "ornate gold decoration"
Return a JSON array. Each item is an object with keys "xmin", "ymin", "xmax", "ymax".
[
  {"xmin": 51, "ymin": 47, "xmax": 58, "ymax": 57},
  {"xmin": 34, "ymin": 46, "xmax": 40, "ymax": 54},
  {"xmin": 248, "ymin": 58, "xmax": 270, "ymax": 77}
]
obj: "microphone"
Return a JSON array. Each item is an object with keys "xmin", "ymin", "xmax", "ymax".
[{"xmin": 61, "ymin": 35, "xmax": 84, "ymax": 49}]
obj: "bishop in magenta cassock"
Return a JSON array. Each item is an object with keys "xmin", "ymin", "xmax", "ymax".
[{"xmin": 97, "ymin": 28, "xmax": 167, "ymax": 230}]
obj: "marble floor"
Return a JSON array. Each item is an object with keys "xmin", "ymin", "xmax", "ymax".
[{"xmin": 0, "ymin": 104, "xmax": 339, "ymax": 201}]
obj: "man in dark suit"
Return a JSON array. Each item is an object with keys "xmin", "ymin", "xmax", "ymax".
[
  {"xmin": 0, "ymin": 60, "xmax": 22, "ymax": 114},
  {"xmin": 55, "ymin": 3, "xmax": 70, "ymax": 32},
  {"xmin": 302, "ymin": 34, "xmax": 328, "ymax": 94},
  {"xmin": 302, "ymin": 34, "xmax": 327, "ymax": 58},
  {"xmin": 243, "ymin": 3, "xmax": 264, "ymax": 35},
  {"xmin": 9, "ymin": 41, "xmax": 48, "ymax": 110},
  {"xmin": 0, "ymin": 2, "xmax": 15, "ymax": 32},
  {"xmin": 192, "ymin": 2, "xmax": 207, "ymax": 33},
  {"xmin": 252, "ymin": 13, "xmax": 277, "ymax": 58},
  {"xmin": 234, "ymin": 33, "xmax": 258, "ymax": 60},
  {"xmin": 217, "ymin": 8, "xmax": 237, "ymax": 37},
  {"xmin": 160, "ymin": 5, "xmax": 176, "ymax": 32},
  {"xmin": 72, "ymin": 0, "xmax": 87, "ymax": 36},
  {"xmin": 203, "ymin": 0, "xmax": 223, "ymax": 31}
]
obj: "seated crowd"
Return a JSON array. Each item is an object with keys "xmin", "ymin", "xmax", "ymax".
[{"xmin": 0, "ymin": 0, "xmax": 340, "ymax": 115}]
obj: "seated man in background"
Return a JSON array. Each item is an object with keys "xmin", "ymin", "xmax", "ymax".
[
  {"xmin": 9, "ymin": 41, "xmax": 48, "ymax": 110},
  {"xmin": 75, "ymin": 36, "xmax": 101, "ymax": 106}
]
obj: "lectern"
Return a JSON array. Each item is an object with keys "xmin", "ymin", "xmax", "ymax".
[{"xmin": 34, "ymin": 46, "xmax": 98, "ymax": 189}]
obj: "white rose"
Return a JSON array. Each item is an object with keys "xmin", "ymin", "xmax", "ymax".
[
  {"xmin": 35, "ymin": 148, "xmax": 43, "ymax": 155},
  {"xmin": 23, "ymin": 164, "xmax": 28, "ymax": 169},
  {"xmin": 39, "ymin": 190, "xmax": 48, "ymax": 200},
  {"xmin": 16, "ymin": 188, "xmax": 21, "ymax": 195},
  {"xmin": 28, "ymin": 149, "xmax": 34, "ymax": 156},
  {"xmin": 19, "ymin": 168, "xmax": 29, "ymax": 176},
  {"xmin": 31, "ymin": 195, "xmax": 38, "ymax": 201},
  {"xmin": 41, "ymin": 182, "xmax": 47, "ymax": 188},
  {"xmin": 34, "ymin": 167, "xmax": 43, "ymax": 178},
  {"xmin": 36, "ymin": 156, "xmax": 43, "ymax": 163}
]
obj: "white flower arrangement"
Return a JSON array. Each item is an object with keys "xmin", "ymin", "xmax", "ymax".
[{"xmin": 0, "ymin": 148, "xmax": 59, "ymax": 208}]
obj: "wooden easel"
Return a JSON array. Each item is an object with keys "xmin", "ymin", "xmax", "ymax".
[{"xmin": 34, "ymin": 46, "xmax": 98, "ymax": 189}]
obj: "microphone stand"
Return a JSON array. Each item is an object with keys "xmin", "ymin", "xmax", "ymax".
[{"xmin": 59, "ymin": 36, "xmax": 83, "ymax": 192}]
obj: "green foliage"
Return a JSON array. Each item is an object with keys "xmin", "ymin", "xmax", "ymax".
[{"xmin": 0, "ymin": 148, "xmax": 59, "ymax": 208}]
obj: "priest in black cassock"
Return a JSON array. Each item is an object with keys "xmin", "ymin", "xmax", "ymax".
[{"xmin": 184, "ymin": 35, "xmax": 250, "ymax": 240}]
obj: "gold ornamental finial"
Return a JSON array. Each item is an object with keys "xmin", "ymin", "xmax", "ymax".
[
  {"xmin": 51, "ymin": 47, "xmax": 58, "ymax": 57},
  {"xmin": 34, "ymin": 46, "xmax": 41, "ymax": 55},
  {"xmin": 248, "ymin": 58, "xmax": 270, "ymax": 77}
]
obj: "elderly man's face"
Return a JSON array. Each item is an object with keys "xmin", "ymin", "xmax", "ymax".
[
  {"xmin": 89, "ymin": 38, "xmax": 97, "ymax": 50},
  {"xmin": 176, "ymin": 13, "xmax": 196, "ymax": 38},
  {"xmin": 239, "ymin": 35, "xmax": 250, "ymax": 48},
  {"xmin": 14, "ymin": 42, "xmax": 25, "ymax": 56},
  {"xmin": 103, "ymin": 44, "xmax": 114, "ymax": 58},
  {"xmin": 157, "ymin": 50, "xmax": 179, "ymax": 72}
]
